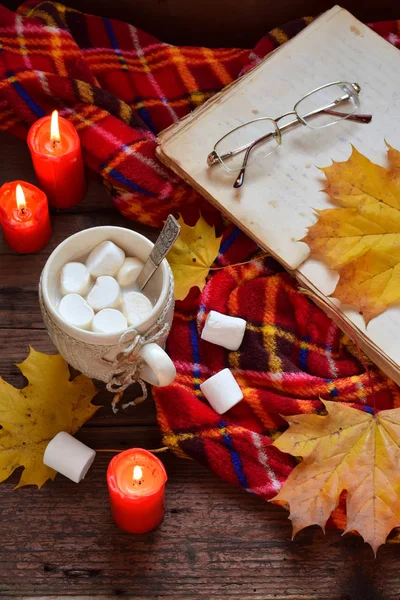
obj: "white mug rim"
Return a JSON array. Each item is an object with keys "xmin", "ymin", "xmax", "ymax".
[{"xmin": 41, "ymin": 226, "xmax": 170, "ymax": 345}]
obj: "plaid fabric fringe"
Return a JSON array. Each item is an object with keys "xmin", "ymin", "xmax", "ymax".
[{"xmin": 1, "ymin": 2, "xmax": 400, "ymax": 531}]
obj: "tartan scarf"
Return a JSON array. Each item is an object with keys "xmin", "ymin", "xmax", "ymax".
[
  {"xmin": 154, "ymin": 227, "xmax": 400, "ymax": 531},
  {"xmin": 1, "ymin": 2, "xmax": 400, "ymax": 529},
  {"xmin": 1, "ymin": 2, "xmax": 398, "ymax": 227}
]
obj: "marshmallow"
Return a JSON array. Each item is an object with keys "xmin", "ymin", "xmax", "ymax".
[
  {"xmin": 87, "ymin": 276, "xmax": 121, "ymax": 311},
  {"xmin": 117, "ymin": 257, "xmax": 144, "ymax": 287},
  {"xmin": 201, "ymin": 310, "xmax": 246, "ymax": 351},
  {"xmin": 86, "ymin": 241, "xmax": 125, "ymax": 277},
  {"xmin": 200, "ymin": 368, "xmax": 243, "ymax": 414},
  {"xmin": 43, "ymin": 432, "xmax": 96, "ymax": 483},
  {"xmin": 60, "ymin": 262, "xmax": 91, "ymax": 296},
  {"xmin": 58, "ymin": 294, "xmax": 94, "ymax": 330},
  {"xmin": 123, "ymin": 291, "xmax": 153, "ymax": 327},
  {"xmin": 92, "ymin": 308, "xmax": 127, "ymax": 334}
]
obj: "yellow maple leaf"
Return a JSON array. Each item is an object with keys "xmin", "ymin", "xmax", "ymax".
[
  {"xmin": 167, "ymin": 215, "xmax": 222, "ymax": 300},
  {"xmin": 0, "ymin": 348, "xmax": 99, "ymax": 489},
  {"xmin": 272, "ymin": 400, "xmax": 400, "ymax": 554},
  {"xmin": 302, "ymin": 144, "xmax": 400, "ymax": 323}
]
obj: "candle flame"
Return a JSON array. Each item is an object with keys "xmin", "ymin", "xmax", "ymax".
[
  {"xmin": 50, "ymin": 110, "xmax": 60, "ymax": 142},
  {"xmin": 16, "ymin": 184, "xmax": 26, "ymax": 210},
  {"xmin": 133, "ymin": 465, "xmax": 143, "ymax": 481}
]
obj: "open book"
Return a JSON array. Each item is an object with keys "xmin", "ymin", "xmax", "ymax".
[{"xmin": 157, "ymin": 6, "xmax": 400, "ymax": 386}]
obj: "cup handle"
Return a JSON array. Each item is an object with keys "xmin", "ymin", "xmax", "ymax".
[{"xmin": 138, "ymin": 343, "xmax": 176, "ymax": 387}]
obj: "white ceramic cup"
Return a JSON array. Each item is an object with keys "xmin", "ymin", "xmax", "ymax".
[{"xmin": 40, "ymin": 226, "xmax": 176, "ymax": 388}]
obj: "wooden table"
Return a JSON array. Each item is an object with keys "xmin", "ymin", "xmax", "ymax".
[{"xmin": 1, "ymin": 131, "xmax": 400, "ymax": 600}]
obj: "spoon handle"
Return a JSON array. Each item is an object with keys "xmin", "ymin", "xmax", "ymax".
[{"xmin": 137, "ymin": 215, "xmax": 181, "ymax": 291}]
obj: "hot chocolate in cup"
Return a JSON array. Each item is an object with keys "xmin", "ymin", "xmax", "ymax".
[{"xmin": 40, "ymin": 226, "xmax": 175, "ymax": 388}]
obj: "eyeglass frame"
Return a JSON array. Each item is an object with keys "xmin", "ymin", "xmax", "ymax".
[{"xmin": 206, "ymin": 81, "xmax": 372, "ymax": 188}]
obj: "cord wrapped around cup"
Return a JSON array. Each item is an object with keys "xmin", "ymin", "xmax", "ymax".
[{"xmin": 39, "ymin": 227, "xmax": 177, "ymax": 414}]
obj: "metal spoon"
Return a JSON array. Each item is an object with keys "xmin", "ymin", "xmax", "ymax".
[{"xmin": 136, "ymin": 215, "xmax": 180, "ymax": 291}]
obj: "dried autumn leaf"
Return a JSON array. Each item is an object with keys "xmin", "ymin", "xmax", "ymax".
[
  {"xmin": 0, "ymin": 348, "xmax": 98, "ymax": 488},
  {"xmin": 302, "ymin": 144, "xmax": 400, "ymax": 323},
  {"xmin": 167, "ymin": 215, "xmax": 222, "ymax": 300},
  {"xmin": 272, "ymin": 400, "xmax": 400, "ymax": 554}
]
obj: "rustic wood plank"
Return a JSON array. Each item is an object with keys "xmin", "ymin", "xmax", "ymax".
[
  {"xmin": 0, "ymin": 329, "xmax": 157, "ymax": 425},
  {"xmin": 0, "ymin": 425, "xmax": 397, "ymax": 599}
]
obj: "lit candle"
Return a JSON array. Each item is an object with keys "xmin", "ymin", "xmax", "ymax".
[
  {"xmin": 107, "ymin": 448, "xmax": 168, "ymax": 533},
  {"xmin": 0, "ymin": 180, "xmax": 52, "ymax": 253},
  {"xmin": 27, "ymin": 110, "xmax": 86, "ymax": 209}
]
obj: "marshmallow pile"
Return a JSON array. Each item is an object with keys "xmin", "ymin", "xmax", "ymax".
[{"xmin": 58, "ymin": 240, "xmax": 154, "ymax": 334}]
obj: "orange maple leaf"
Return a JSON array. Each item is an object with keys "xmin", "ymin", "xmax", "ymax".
[
  {"xmin": 302, "ymin": 144, "xmax": 400, "ymax": 323},
  {"xmin": 272, "ymin": 400, "xmax": 400, "ymax": 555},
  {"xmin": 0, "ymin": 348, "xmax": 98, "ymax": 488}
]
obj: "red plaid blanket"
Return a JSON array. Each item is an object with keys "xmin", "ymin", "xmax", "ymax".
[
  {"xmin": 154, "ymin": 228, "xmax": 400, "ymax": 531},
  {"xmin": 1, "ymin": 2, "xmax": 398, "ymax": 226},
  {"xmin": 1, "ymin": 1, "xmax": 400, "ymax": 529}
]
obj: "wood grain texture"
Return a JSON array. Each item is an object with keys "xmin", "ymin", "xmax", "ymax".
[
  {"xmin": 1, "ymin": 55, "xmax": 400, "ymax": 600},
  {"xmin": 0, "ymin": 329, "xmax": 157, "ymax": 426},
  {"xmin": 1, "ymin": 429, "xmax": 400, "ymax": 599}
]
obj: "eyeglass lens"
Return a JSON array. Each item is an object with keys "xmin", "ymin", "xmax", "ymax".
[
  {"xmin": 294, "ymin": 82, "xmax": 360, "ymax": 129},
  {"xmin": 214, "ymin": 118, "xmax": 281, "ymax": 171}
]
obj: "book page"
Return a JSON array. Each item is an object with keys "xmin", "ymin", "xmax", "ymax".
[{"xmin": 160, "ymin": 6, "xmax": 400, "ymax": 370}]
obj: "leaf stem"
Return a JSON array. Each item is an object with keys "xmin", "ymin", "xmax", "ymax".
[
  {"xmin": 209, "ymin": 252, "xmax": 269, "ymax": 271},
  {"xmin": 95, "ymin": 447, "xmax": 169, "ymax": 454}
]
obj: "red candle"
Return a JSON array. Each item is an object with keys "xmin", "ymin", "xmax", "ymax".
[
  {"xmin": 0, "ymin": 181, "xmax": 52, "ymax": 254},
  {"xmin": 27, "ymin": 111, "xmax": 86, "ymax": 209},
  {"xmin": 107, "ymin": 449, "xmax": 167, "ymax": 533}
]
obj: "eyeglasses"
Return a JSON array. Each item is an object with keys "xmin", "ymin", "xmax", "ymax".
[{"xmin": 207, "ymin": 81, "xmax": 372, "ymax": 188}]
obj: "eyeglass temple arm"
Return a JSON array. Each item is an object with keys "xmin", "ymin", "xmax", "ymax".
[
  {"xmin": 209, "ymin": 102, "xmax": 372, "ymax": 168},
  {"xmin": 233, "ymin": 116, "xmax": 303, "ymax": 188},
  {"xmin": 233, "ymin": 111, "xmax": 372, "ymax": 189},
  {"xmin": 322, "ymin": 109, "xmax": 371, "ymax": 123},
  {"xmin": 232, "ymin": 107, "xmax": 372, "ymax": 188},
  {"xmin": 233, "ymin": 145, "xmax": 255, "ymax": 188}
]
